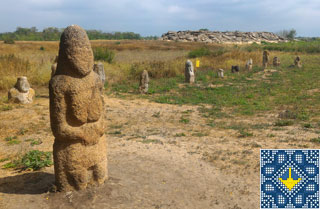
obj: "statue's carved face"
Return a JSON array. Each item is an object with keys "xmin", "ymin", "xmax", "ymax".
[{"xmin": 59, "ymin": 25, "xmax": 94, "ymax": 76}]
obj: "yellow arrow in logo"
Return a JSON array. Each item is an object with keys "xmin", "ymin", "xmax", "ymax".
[{"xmin": 279, "ymin": 168, "xmax": 301, "ymax": 191}]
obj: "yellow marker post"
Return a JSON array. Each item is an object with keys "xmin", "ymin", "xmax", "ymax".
[{"xmin": 196, "ymin": 59, "xmax": 200, "ymax": 68}]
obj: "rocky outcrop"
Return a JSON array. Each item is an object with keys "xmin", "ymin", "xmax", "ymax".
[{"xmin": 159, "ymin": 30, "xmax": 287, "ymax": 43}]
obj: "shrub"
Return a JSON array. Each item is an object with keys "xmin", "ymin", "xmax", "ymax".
[
  {"xmin": 3, "ymin": 38, "xmax": 15, "ymax": 44},
  {"xmin": 39, "ymin": 46, "xmax": 45, "ymax": 50},
  {"xmin": 188, "ymin": 48, "xmax": 211, "ymax": 58},
  {"xmin": 93, "ymin": 47, "xmax": 115, "ymax": 63},
  {"xmin": 3, "ymin": 150, "xmax": 53, "ymax": 171}
]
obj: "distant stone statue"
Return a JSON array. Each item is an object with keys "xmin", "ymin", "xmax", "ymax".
[
  {"xmin": 51, "ymin": 56, "xmax": 58, "ymax": 77},
  {"xmin": 217, "ymin": 69, "xmax": 224, "ymax": 78},
  {"xmin": 262, "ymin": 50, "xmax": 270, "ymax": 68},
  {"xmin": 245, "ymin": 58, "xmax": 253, "ymax": 71},
  {"xmin": 273, "ymin": 56, "xmax": 280, "ymax": 67},
  {"xmin": 294, "ymin": 56, "xmax": 302, "ymax": 68},
  {"xmin": 185, "ymin": 60, "xmax": 195, "ymax": 83},
  {"xmin": 93, "ymin": 62, "xmax": 106, "ymax": 86},
  {"xmin": 8, "ymin": 76, "xmax": 35, "ymax": 104},
  {"xmin": 139, "ymin": 70, "xmax": 149, "ymax": 94},
  {"xmin": 49, "ymin": 25, "xmax": 107, "ymax": 191},
  {"xmin": 231, "ymin": 65, "xmax": 240, "ymax": 73}
]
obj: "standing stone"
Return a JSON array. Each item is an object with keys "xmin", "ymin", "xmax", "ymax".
[
  {"xmin": 49, "ymin": 25, "xmax": 107, "ymax": 191},
  {"xmin": 93, "ymin": 62, "xmax": 106, "ymax": 86},
  {"xmin": 231, "ymin": 65, "xmax": 240, "ymax": 73},
  {"xmin": 273, "ymin": 56, "xmax": 280, "ymax": 67},
  {"xmin": 139, "ymin": 70, "xmax": 149, "ymax": 94},
  {"xmin": 51, "ymin": 56, "xmax": 58, "ymax": 77},
  {"xmin": 245, "ymin": 58, "xmax": 253, "ymax": 71},
  {"xmin": 8, "ymin": 76, "xmax": 35, "ymax": 104},
  {"xmin": 262, "ymin": 50, "xmax": 270, "ymax": 68},
  {"xmin": 294, "ymin": 56, "xmax": 302, "ymax": 68},
  {"xmin": 217, "ymin": 69, "xmax": 224, "ymax": 78},
  {"xmin": 185, "ymin": 60, "xmax": 195, "ymax": 83}
]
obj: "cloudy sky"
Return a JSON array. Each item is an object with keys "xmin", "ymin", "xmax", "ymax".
[{"xmin": 0, "ymin": 0, "xmax": 319, "ymax": 36}]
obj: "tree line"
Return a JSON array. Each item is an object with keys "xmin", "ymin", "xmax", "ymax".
[{"xmin": 0, "ymin": 27, "xmax": 158, "ymax": 41}]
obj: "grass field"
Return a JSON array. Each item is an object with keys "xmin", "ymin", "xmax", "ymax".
[{"xmin": 0, "ymin": 39, "xmax": 320, "ymax": 125}]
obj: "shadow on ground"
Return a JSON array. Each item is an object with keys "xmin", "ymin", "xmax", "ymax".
[{"xmin": 0, "ymin": 172, "xmax": 54, "ymax": 194}]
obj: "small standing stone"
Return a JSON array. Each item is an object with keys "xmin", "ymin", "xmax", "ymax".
[
  {"xmin": 217, "ymin": 69, "xmax": 224, "ymax": 78},
  {"xmin": 8, "ymin": 76, "xmax": 35, "ymax": 104},
  {"xmin": 262, "ymin": 50, "xmax": 270, "ymax": 68},
  {"xmin": 93, "ymin": 62, "xmax": 106, "ymax": 86},
  {"xmin": 51, "ymin": 56, "xmax": 58, "ymax": 77},
  {"xmin": 231, "ymin": 65, "xmax": 240, "ymax": 73},
  {"xmin": 273, "ymin": 56, "xmax": 280, "ymax": 67},
  {"xmin": 185, "ymin": 60, "xmax": 195, "ymax": 83},
  {"xmin": 139, "ymin": 70, "xmax": 149, "ymax": 94},
  {"xmin": 294, "ymin": 56, "xmax": 302, "ymax": 68},
  {"xmin": 49, "ymin": 25, "xmax": 107, "ymax": 192},
  {"xmin": 245, "ymin": 58, "xmax": 253, "ymax": 71}
]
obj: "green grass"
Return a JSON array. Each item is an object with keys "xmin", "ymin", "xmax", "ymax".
[
  {"xmin": 179, "ymin": 116, "xmax": 190, "ymax": 124},
  {"xmin": 3, "ymin": 150, "xmax": 53, "ymax": 171},
  {"xmin": 188, "ymin": 47, "xmax": 211, "ymax": 58},
  {"xmin": 311, "ymin": 137, "xmax": 320, "ymax": 143},
  {"xmin": 274, "ymin": 120, "xmax": 294, "ymax": 127},
  {"xmin": 174, "ymin": 133, "xmax": 186, "ymax": 137},
  {"xmin": 140, "ymin": 139, "xmax": 163, "ymax": 144}
]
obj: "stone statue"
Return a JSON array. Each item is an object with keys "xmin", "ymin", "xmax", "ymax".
[
  {"xmin": 231, "ymin": 65, "xmax": 240, "ymax": 73},
  {"xmin": 245, "ymin": 58, "xmax": 253, "ymax": 71},
  {"xmin": 262, "ymin": 50, "xmax": 269, "ymax": 68},
  {"xmin": 93, "ymin": 62, "xmax": 106, "ymax": 86},
  {"xmin": 139, "ymin": 70, "xmax": 149, "ymax": 94},
  {"xmin": 51, "ymin": 56, "xmax": 58, "ymax": 77},
  {"xmin": 8, "ymin": 76, "xmax": 35, "ymax": 104},
  {"xmin": 217, "ymin": 69, "xmax": 224, "ymax": 78},
  {"xmin": 49, "ymin": 25, "xmax": 107, "ymax": 191},
  {"xmin": 273, "ymin": 56, "xmax": 280, "ymax": 67},
  {"xmin": 185, "ymin": 60, "xmax": 195, "ymax": 83},
  {"xmin": 294, "ymin": 56, "xmax": 302, "ymax": 68}
]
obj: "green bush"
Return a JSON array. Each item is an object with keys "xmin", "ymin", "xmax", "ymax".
[
  {"xmin": 93, "ymin": 47, "xmax": 115, "ymax": 63},
  {"xmin": 3, "ymin": 38, "xmax": 15, "ymax": 44},
  {"xmin": 3, "ymin": 150, "xmax": 53, "ymax": 171},
  {"xmin": 188, "ymin": 48, "xmax": 211, "ymax": 58}
]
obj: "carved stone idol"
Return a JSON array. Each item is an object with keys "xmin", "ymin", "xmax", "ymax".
[
  {"xmin": 49, "ymin": 25, "xmax": 107, "ymax": 191},
  {"xmin": 294, "ymin": 56, "xmax": 302, "ymax": 68},
  {"xmin": 185, "ymin": 60, "xmax": 195, "ymax": 83},
  {"xmin": 8, "ymin": 76, "xmax": 35, "ymax": 104},
  {"xmin": 139, "ymin": 70, "xmax": 149, "ymax": 94},
  {"xmin": 273, "ymin": 56, "xmax": 280, "ymax": 67},
  {"xmin": 262, "ymin": 50, "xmax": 269, "ymax": 68},
  {"xmin": 93, "ymin": 62, "xmax": 106, "ymax": 86}
]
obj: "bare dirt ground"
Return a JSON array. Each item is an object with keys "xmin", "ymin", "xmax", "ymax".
[{"xmin": 0, "ymin": 93, "xmax": 319, "ymax": 209}]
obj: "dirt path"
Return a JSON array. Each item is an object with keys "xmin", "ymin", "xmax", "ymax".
[{"xmin": 0, "ymin": 95, "xmax": 319, "ymax": 209}]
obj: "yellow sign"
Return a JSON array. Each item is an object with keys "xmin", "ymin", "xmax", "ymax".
[{"xmin": 196, "ymin": 60, "xmax": 200, "ymax": 68}]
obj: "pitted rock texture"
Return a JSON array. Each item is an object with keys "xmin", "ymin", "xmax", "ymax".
[
  {"xmin": 49, "ymin": 25, "xmax": 107, "ymax": 192},
  {"xmin": 273, "ymin": 56, "xmax": 281, "ymax": 67},
  {"xmin": 160, "ymin": 30, "xmax": 287, "ymax": 43},
  {"xmin": 8, "ymin": 76, "xmax": 34, "ymax": 104},
  {"xmin": 139, "ymin": 70, "xmax": 149, "ymax": 94}
]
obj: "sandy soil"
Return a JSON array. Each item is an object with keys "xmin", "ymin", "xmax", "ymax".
[{"xmin": 0, "ymin": 94, "xmax": 319, "ymax": 209}]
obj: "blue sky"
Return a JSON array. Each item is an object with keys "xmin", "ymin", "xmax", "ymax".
[{"xmin": 0, "ymin": 0, "xmax": 319, "ymax": 36}]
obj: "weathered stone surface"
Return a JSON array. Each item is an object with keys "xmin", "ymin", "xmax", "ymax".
[
  {"xmin": 294, "ymin": 56, "xmax": 302, "ymax": 68},
  {"xmin": 51, "ymin": 56, "xmax": 58, "ymax": 77},
  {"xmin": 263, "ymin": 51, "xmax": 270, "ymax": 68},
  {"xmin": 139, "ymin": 70, "xmax": 149, "ymax": 94},
  {"xmin": 160, "ymin": 30, "xmax": 287, "ymax": 43},
  {"xmin": 8, "ymin": 76, "xmax": 34, "ymax": 104},
  {"xmin": 185, "ymin": 60, "xmax": 195, "ymax": 83},
  {"xmin": 93, "ymin": 62, "xmax": 106, "ymax": 86},
  {"xmin": 273, "ymin": 56, "xmax": 280, "ymax": 67},
  {"xmin": 217, "ymin": 69, "xmax": 224, "ymax": 78},
  {"xmin": 49, "ymin": 25, "xmax": 107, "ymax": 192},
  {"xmin": 246, "ymin": 58, "xmax": 253, "ymax": 71}
]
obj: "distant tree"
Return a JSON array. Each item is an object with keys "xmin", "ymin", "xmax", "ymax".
[
  {"xmin": 199, "ymin": 28, "xmax": 209, "ymax": 31},
  {"xmin": 277, "ymin": 29, "xmax": 297, "ymax": 40}
]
